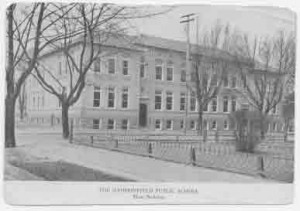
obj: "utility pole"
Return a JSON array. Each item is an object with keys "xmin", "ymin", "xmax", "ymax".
[{"xmin": 180, "ymin": 13, "xmax": 195, "ymax": 135}]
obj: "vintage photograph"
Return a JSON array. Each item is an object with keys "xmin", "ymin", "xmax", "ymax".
[{"xmin": 3, "ymin": 1, "xmax": 296, "ymax": 203}]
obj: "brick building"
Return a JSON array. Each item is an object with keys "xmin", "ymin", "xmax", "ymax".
[{"xmin": 24, "ymin": 34, "xmax": 286, "ymax": 134}]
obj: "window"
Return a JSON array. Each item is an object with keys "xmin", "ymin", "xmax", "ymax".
[
  {"xmin": 231, "ymin": 76, "xmax": 237, "ymax": 88},
  {"xmin": 180, "ymin": 93, "xmax": 186, "ymax": 111},
  {"xmin": 190, "ymin": 91, "xmax": 196, "ymax": 111},
  {"xmin": 224, "ymin": 120, "xmax": 228, "ymax": 130},
  {"xmin": 223, "ymin": 96, "xmax": 228, "ymax": 112},
  {"xmin": 108, "ymin": 58, "xmax": 115, "ymax": 74},
  {"xmin": 272, "ymin": 122, "xmax": 277, "ymax": 131},
  {"xmin": 93, "ymin": 86, "xmax": 100, "ymax": 107},
  {"xmin": 140, "ymin": 63, "xmax": 145, "ymax": 78},
  {"xmin": 155, "ymin": 65, "xmax": 162, "ymax": 80},
  {"xmin": 155, "ymin": 90, "xmax": 162, "ymax": 110},
  {"xmin": 121, "ymin": 119, "xmax": 128, "ymax": 130},
  {"xmin": 190, "ymin": 120, "xmax": 196, "ymax": 130},
  {"xmin": 223, "ymin": 75, "xmax": 228, "ymax": 87},
  {"xmin": 211, "ymin": 97, "xmax": 217, "ymax": 112},
  {"xmin": 121, "ymin": 88, "xmax": 128, "ymax": 108},
  {"xmin": 108, "ymin": 87, "xmax": 115, "ymax": 108},
  {"xmin": 231, "ymin": 96, "xmax": 236, "ymax": 112},
  {"xmin": 191, "ymin": 71, "xmax": 197, "ymax": 82},
  {"xmin": 181, "ymin": 70, "xmax": 186, "ymax": 82},
  {"xmin": 211, "ymin": 74, "xmax": 218, "ymax": 86},
  {"xmin": 107, "ymin": 119, "xmax": 114, "ymax": 130},
  {"xmin": 166, "ymin": 120, "xmax": 173, "ymax": 130},
  {"xmin": 166, "ymin": 67, "xmax": 173, "ymax": 81},
  {"xmin": 155, "ymin": 119, "xmax": 161, "ymax": 130},
  {"xmin": 93, "ymin": 119, "xmax": 100, "ymax": 129},
  {"xmin": 212, "ymin": 120, "xmax": 217, "ymax": 130},
  {"xmin": 166, "ymin": 91, "xmax": 173, "ymax": 110},
  {"xmin": 180, "ymin": 120, "xmax": 184, "ymax": 129},
  {"xmin": 203, "ymin": 102, "xmax": 208, "ymax": 112},
  {"xmin": 289, "ymin": 122, "xmax": 294, "ymax": 132},
  {"xmin": 122, "ymin": 60, "xmax": 129, "ymax": 75},
  {"xmin": 94, "ymin": 58, "xmax": 100, "ymax": 72},
  {"xmin": 203, "ymin": 120, "xmax": 208, "ymax": 130}
]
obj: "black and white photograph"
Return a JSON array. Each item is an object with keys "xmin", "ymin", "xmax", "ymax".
[{"xmin": 2, "ymin": 0, "xmax": 296, "ymax": 205}]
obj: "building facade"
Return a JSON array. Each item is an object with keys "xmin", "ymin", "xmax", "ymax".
[{"xmin": 24, "ymin": 34, "xmax": 287, "ymax": 134}]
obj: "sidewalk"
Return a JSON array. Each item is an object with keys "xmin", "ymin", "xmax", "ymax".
[{"xmin": 7, "ymin": 134, "xmax": 276, "ymax": 182}]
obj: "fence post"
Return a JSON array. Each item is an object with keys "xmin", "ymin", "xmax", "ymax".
[
  {"xmin": 190, "ymin": 147, "xmax": 196, "ymax": 166},
  {"xmin": 114, "ymin": 139, "xmax": 118, "ymax": 148},
  {"xmin": 257, "ymin": 155, "xmax": 265, "ymax": 177},
  {"xmin": 90, "ymin": 136, "xmax": 94, "ymax": 146},
  {"xmin": 148, "ymin": 142, "xmax": 153, "ymax": 158},
  {"xmin": 69, "ymin": 120, "xmax": 73, "ymax": 143}
]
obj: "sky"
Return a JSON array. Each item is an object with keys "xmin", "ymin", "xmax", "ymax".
[{"xmin": 131, "ymin": 5, "xmax": 296, "ymax": 43}]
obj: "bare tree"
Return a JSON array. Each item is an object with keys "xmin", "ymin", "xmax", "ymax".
[
  {"xmin": 32, "ymin": 3, "xmax": 172, "ymax": 139},
  {"xmin": 189, "ymin": 21, "xmax": 230, "ymax": 135},
  {"xmin": 229, "ymin": 30, "xmax": 295, "ymax": 138},
  {"xmin": 6, "ymin": 3, "xmax": 88, "ymax": 147},
  {"xmin": 6, "ymin": 3, "xmax": 45, "ymax": 148}
]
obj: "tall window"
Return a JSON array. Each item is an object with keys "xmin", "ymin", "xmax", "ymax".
[
  {"xmin": 155, "ymin": 119, "xmax": 161, "ymax": 130},
  {"xmin": 122, "ymin": 60, "xmax": 129, "ymax": 75},
  {"xmin": 155, "ymin": 90, "xmax": 162, "ymax": 110},
  {"xmin": 223, "ymin": 96, "xmax": 228, "ymax": 112},
  {"xmin": 181, "ymin": 70, "xmax": 186, "ymax": 82},
  {"xmin": 166, "ymin": 66, "xmax": 173, "ymax": 81},
  {"xmin": 140, "ymin": 57, "xmax": 146, "ymax": 78},
  {"xmin": 155, "ymin": 60, "xmax": 163, "ymax": 80},
  {"xmin": 224, "ymin": 120, "xmax": 228, "ymax": 130},
  {"xmin": 93, "ymin": 119, "xmax": 100, "ymax": 129},
  {"xmin": 203, "ymin": 102, "xmax": 208, "ymax": 112},
  {"xmin": 140, "ymin": 63, "xmax": 145, "ymax": 78},
  {"xmin": 93, "ymin": 86, "xmax": 101, "ymax": 107},
  {"xmin": 212, "ymin": 120, "xmax": 217, "ymax": 130},
  {"xmin": 107, "ymin": 119, "xmax": 115, "ymax": 130},
  {"xmin": 190, "ymin": 120, "xmax": 196, "ymax": 130},
  {"xmin": 180, "ymin": 120, "xmax": 184, "ymax": 129},
  {"xmin": 122, "ymin": 88, "xmax": 128, "ymax": 108},
  {"xmin": 211, "ymin": 74, "xmax": 218, "ymax": 86},
  {"xmin": 223, "ymin": 75, "xmax": 228, "ymax": 87},
  {"xmin": 94, "ymin": 58, "xmax": 100, "ymax": 73},
  {"xmin": 108, "ymin": 58, "xmax": 115, "ymax": 74},
  {"xmin": 231, "ymin": 96, "xmax": 236, "ymax": 112},
  {"xmin": 166, "ymin": 91, "xmax": 173, "ymax": 110},
  {"xmin": 211, "ymin": 97, "xmax": 217, "ymax": 112},
  {"xmin": 108, "ymin": 87, "xmax": 115, "ymax": 108},
  {"xmin": 190, "ymin": 91, "xmax": 196, "ymax": 111},
  {"xmin": 180, "ymin": 93, "xmax": 186, "ymax": 111},
  {"xmin": 121, "ymin": 119, "xmax": 128, "ymax": 130},
  {"xmin": 166, "ymin": 120, "xmax": 173, "ymax": 130},
  {"xmin": 231, "ymin": 76, "xmax": 237, "ymax": 88},
  {"xmin": 272, "ymin": 122, "xmax": 277, "ymax": 131}
]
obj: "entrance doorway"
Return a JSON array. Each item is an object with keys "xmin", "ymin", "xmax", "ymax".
[{"xmin": 139, "ymin": 103, "xmax": 147, "ymax": 127}]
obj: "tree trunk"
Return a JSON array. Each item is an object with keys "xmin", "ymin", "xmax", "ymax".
[
  {"xmin": 196, "ymin": 105, "xmax": 203, "ymax": 136},
  {"xmin": 62, "ymin": 103, "xmax": 69, "ymax": 139},
  {"xmin": 5, "ymin": 5, "xmax": 16, "ymax": 148},
  {"xmin": 5, "ymin": 96, "xmax": 16, "ymax": 148}
]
